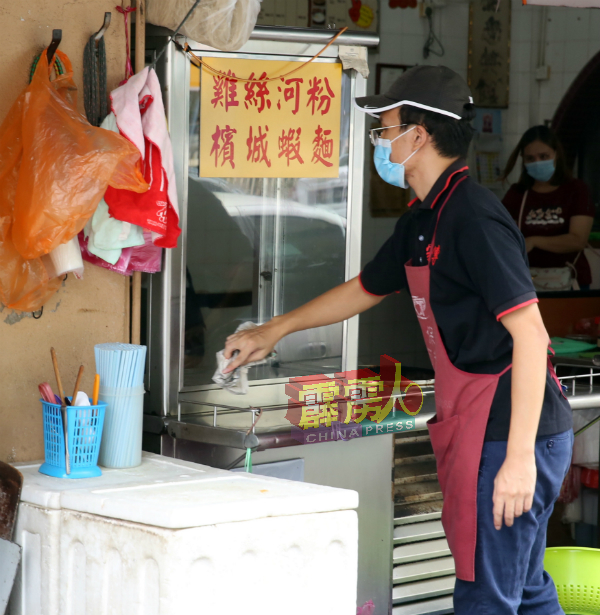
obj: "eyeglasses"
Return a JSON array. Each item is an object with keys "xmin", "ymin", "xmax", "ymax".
[{"xmin": 369, "ymin": 123, "xmax": 409, "ymax": 146}]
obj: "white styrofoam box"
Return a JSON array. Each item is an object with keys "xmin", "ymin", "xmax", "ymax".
[
  {"xmin": 10, "ymin": 453, "xmax": 359, "ymax": 615},
  {"xmin": 10, "ymin": 504, "xmax": 358, "ymax": 615},
  {"xmin": 15, "ymin": 453, "xmax": 358, "ymax": 528}
]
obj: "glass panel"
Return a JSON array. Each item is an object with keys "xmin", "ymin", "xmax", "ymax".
[{"xmin": 184, "ymin": 65, "xmax": 350, "ymax": 387}]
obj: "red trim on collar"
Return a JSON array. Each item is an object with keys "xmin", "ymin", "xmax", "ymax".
[
  {"xmin": 428, "ymin": 166, "xmax": 469, "ymax": 210},
  {"xmin": 407, "ymin": 197, "xmax": 419, "ymax": 208}
]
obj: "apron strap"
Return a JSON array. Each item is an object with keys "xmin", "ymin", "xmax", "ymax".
[
  {"xmin": 429, "ymin": 175, "xmax": 469, "ymax": 258},
  {"xmin": 518, "ymin": 191, "xmax": 528, "ymax": 230}
]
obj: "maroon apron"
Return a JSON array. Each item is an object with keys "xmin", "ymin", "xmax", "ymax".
[
  {"xmin": 405, "ymin": 176, "xmax": 564, "ymax": 581},
  {"xmin": 405, "ymin": 176, "xmax": 509, "ymax": 582}
]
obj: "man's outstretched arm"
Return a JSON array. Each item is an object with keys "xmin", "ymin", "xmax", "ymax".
[{"xmin": 222, "ymin": 276, "xmax": 386, "ymax": 373}]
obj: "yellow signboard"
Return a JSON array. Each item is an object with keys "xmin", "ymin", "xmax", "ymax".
[{"xmin": 200, "ymin": 58, "xmax": 342, "ymax": 178}]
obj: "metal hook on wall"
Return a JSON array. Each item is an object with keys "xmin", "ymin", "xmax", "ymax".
[
  {"xmin": 94, "ymin": 12, "xmax": 111, "ymax": 43},
  {"xmin": 47, "ymin": 29, "xmax": 62, "ymax": 64}
]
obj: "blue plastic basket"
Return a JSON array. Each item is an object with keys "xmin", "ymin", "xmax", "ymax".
[{"xmin": 39, "ymin": 398, "xmax": 107, "ymax": 479}]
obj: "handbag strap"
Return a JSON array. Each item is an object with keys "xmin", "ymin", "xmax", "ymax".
[{"xmin": 518, "ymin": 190, "xmax": 528, "ymax": 230}]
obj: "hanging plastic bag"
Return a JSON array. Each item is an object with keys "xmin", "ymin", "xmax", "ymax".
[
  {"xmin": 4, "ymin": 49, "xmax": 147, "ymax": 261},
  {"xmin": 79, "ymin": 230, "xmax": 162, "ymax": 275},
  {"xmin": 128, "ymin": 231, "xmax": 163, "ymax": 274},
  {"xmin": 147, "ymin": 0, "xmax": 261, "ymax": 52},
  {"xmin": 0, "ymin": 48, "xmax": 148, "ymax": 311},
  {"xmin": 79, "ymin": 232, "xmax": 133, "ymax": 276},
  {"xmin": 0, "ymin": 76, "xmax": 61, "ymax": 311},
  {"xmin": 0, "ymin": 218, "xmax": 63, "ymax": 311}
]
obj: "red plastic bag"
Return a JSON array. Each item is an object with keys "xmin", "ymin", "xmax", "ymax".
[{"xmin": 0, "ymin": 48, "xmax": 147, "ymax": 311}]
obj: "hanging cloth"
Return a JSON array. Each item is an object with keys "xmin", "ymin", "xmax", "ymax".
[
  {"xmin": 84, "ymin": 113, "xmax": 145, "ymax": 264},
  {"xmin": 104, "ymin": 67, "xmax": 181, "ymax": 249}
]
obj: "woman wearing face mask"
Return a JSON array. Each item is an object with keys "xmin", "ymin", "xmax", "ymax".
[{"xmin": 501, "ymin": 125, "xmax": 594, "ymax": 290}]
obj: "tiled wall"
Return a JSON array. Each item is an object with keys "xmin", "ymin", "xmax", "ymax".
[
  {"xmin": 502, "ymin": 1, "xmax": 600, "ymax": 182},
  {"xmin": 357, "ymin": 0, "xmax": 600, "ymax": 369}
]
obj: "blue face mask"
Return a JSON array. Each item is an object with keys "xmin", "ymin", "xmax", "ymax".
[
  {"xmin": 525, "ymin": 159, "xmax": 555, "ymax": 182},
  {"xmin": 373, "ymin": 126, "xmax": 419, "ymax": 189}
]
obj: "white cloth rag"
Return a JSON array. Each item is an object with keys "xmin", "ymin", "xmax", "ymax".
[{"xmin": 212, "ymin": 322, "xmax": 275, "ymax": 395}]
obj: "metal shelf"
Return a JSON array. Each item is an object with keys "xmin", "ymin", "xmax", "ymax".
[
  {"xmin": 393, "ymin": 538, "xmax": 451, "ymax": 565},
  {"xmin": 394, "ymin": 557, "xmax": 455, "ymax": 585},
  {"xmin": 394, "ymin": 520, "xmax": 445, "ymax": 545},
  {"xmin": 393, "ymin": 576, "xmax": 456, "ymax": 605},
  {"xmin": 392, "ymin": 596, "xmax": 453, "ymax": 615}
]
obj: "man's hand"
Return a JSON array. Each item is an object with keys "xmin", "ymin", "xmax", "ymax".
[
  {"xmin": 220, "ymin": 277, "xmax": 385, "ymax": 374},
  {"xmin": 222, "ymin": 321, "xmax": 282, "ymax": 374},
  {"xmin": 492, "ymin": 451, "xmax": 537, "ymax": 530}
]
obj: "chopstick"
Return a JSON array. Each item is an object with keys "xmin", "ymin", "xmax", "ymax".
[
  {"xmin": 71, "ymin": 365, "xmax": 85, "ymax": 406},
  {"xmin": 50, "ymin": 347, "xmax": 70, "ymax": 474},
  {"xmin": 50, "ymin": 347, "xmax": 66, "ymax": 402}
]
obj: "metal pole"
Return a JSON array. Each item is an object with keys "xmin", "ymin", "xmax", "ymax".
[{"xmin": 131, "ymin": 0, "xmax": 146, "ymax": 345}]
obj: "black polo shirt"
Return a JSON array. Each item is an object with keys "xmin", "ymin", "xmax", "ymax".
[{"xmin": 359, "ymin": 159, "xmax": 572, "ymax": 441}]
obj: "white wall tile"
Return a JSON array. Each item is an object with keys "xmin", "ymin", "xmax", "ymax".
[
  {"xmin": 589, "ymin": 9, "xmax": 600, "ymax": 38},
  {"xmin": 565, "ymin": 39, "xmax": 591, "ymax": 75},
  {"xmin": 379, "ymin": 35, "xmax": 405, "ymax": 65},
  {"xmin": 515, "ymin": 103, "xmax": 531, "ymax": 135},
  {"xmin": 565, "ymin": 9, "xmax": 590, "ymax": 41},
  {"xmin": 379, "ymin": 3, "xmax": 407, "ymax": 34},
  {"xmin": 546, "ymin": 12, "xmax": 566, "ymax": 44},
  {"xmin": 441, "ymin": 37, "xmax": 468, "ymax": 74},
  {"xmin": 440, "ymin": 3, "xmax": 469, "ymax": 40},
  {"xmin": 544, "ymin": 73, "xmax": 565, "ymax": 106},
  {"xmin": 402, "ymin": 33, "xmax": 426, "ymax": 65},
  {"xmin": 518, "ymin": 72, "xmax": 533, "ymax": 106},
  {"xmin": 546, "ymin": 40, "xmax": 565, "ymax": 75},
  {"xmin": 512, "ymin": 11, "xmax": 532, "ymax": 43},
  {"xmin": 511, "ymin": 40, "xmax": 533, "ymax": 74}
]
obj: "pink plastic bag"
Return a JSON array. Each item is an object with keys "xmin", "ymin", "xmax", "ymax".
[
  {"xmin": 128, "ymin": 231, "xmax": 162, "ymax": 273},
  {"xmin": 79, "ymin": 230, "xmax": 162, "ymax": 275},
  {"xmin": 79, "ymin": 232, "xmax": 132, "ymax": 275}
]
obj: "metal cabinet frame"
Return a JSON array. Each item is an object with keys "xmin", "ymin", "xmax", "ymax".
[{"xmin": 146, "ymin": 27, "xmax": 378, "ymax": 421}]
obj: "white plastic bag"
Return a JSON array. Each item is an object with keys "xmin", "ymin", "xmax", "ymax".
[{"xmin": 147, "ymin": 0, "xmax": 261, "ymax": 51}]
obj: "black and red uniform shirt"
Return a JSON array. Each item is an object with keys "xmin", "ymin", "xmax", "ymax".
[
  {"xmin": 359, "ymin": 159, "xmax": 572, "ymax": 441},
  {"xmin": 502, "ymin": 179, "xmax": 594, "ymax": 286}
]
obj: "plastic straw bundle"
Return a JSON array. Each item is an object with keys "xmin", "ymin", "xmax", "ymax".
[{"xmin": 95, "ymin": 343, "xmax": 146, "ymax": 468}]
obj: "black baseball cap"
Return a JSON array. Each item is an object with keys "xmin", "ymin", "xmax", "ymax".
[{"xmin": 354, "ymin": 65, "xmax": 473, "ymax": 120}]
